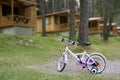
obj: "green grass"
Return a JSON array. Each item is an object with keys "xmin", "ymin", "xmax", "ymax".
[
  {"xmin": 0, "ymin": 69, "xmax": 72, "ymax": 80},
  {"xmin": 88, "ymin": 36, "xmax": 120, "ymax": 60},
  {"xmin": 0, "ymin": 34, "xmax": 120, "ymax": 80}
]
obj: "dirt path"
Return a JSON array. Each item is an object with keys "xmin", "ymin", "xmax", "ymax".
[{"xmin": 27, "ymin": 59, "xmax": 120, "ymax": 75}]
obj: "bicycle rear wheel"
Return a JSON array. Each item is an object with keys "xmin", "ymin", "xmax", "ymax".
[
  {"xmin": 86, "ymin": 53, "xmax": 106, "ymax": 74},
  {"xmin": 57, "ymin": 54, "xmax": 66, "ymax": 72}
]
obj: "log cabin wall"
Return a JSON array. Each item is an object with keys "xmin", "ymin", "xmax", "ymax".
[
  {"xmin": 36, "ymin": 15, "xmax": 55, "ymax": 33},
  {"xmin": 36, "ymin": 17, "xmax": 42, "ymax": 33},
  {"xmin": 47, "ymin": 15, "xmax": 56, "ymax": 32}
]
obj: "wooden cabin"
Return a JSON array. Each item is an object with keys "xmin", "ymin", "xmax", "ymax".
[
  {"xmin": 76, "ymin": 17, "xmax": 103, "ymax": 34},
  {"xmin": 36, "ymin": 10, "xmax": 71, "ymax": 33},
  {"xmin": 100, "ymin": 23, "xmax": 118, "ymax": 36},
  {"xmin": 88, "ymin": 18, "xmax": 118, "ymax": 35},
  {"xmin": 0, "ymin": 0, "xmax": 37, "ymax": 36},
  {"xmin": 88, "ymin": 17, "xmax": 103, "ymax": 34},
  {"xmin": 115, "ymin": 27, "xmax": 120, "ymax": 35},
  {"xmin": 36, "ymin": 11, "xmax": 104, "ymax": 34}
]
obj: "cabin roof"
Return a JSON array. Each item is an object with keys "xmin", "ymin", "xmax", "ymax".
[
  {"xmin": 38, "ymin": 10, "xmax": 70, "ymax": 18},
  {"xmin": 37, "ymin": 10, "xmax": 79, "ymax": 18},
  {"xmin": 100, "ymin": 23, "xmax": 117, "ymax": 26},
  {"xmin": 17, "ymin": 0, "xmax": 37, "ymax": 6},
  {"xmin": 89, "ymin": 17, "xmax": 102, "ymax": 21},
  {"xmin": 76, "ymin": 17, "xmax": 103, "ymax": 23},
  {"xmin": 117, "ymin": 27, "xmax": 120, "ymax": 29}
]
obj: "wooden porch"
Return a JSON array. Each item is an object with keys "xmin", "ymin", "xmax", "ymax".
[{"xmin": 0, "ymin": 0, "xmax": 37, "ymax": 28}]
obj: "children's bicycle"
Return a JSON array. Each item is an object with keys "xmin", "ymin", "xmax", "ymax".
[{"xmin": 57, "ymin": 37, "xmax": 106, "ymax": 75}]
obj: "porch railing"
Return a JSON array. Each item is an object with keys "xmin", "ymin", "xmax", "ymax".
[
  {"xmin": 0, "ymin": 15, "xmax": 12, "ymax": 27},
  {"xmin": 14, "ymin": 15, "xmax": 31, "ymax": 26},
  {"xmin": 0, "ymin": 15, "xmax": 31, "ymax": 27}
]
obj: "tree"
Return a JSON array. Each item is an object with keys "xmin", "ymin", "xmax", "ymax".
[
  {"xmin": 37, "ymin": 0, "xmax": 47, "ymax": 36},
  {"xmin": 102, "ymin": 0, "xmax": 120, "ymax": 41},
  {"xmin": 78, "ymin": 0, "xmax": 90, "ymax": 46},
  {"xmin": 69, "ymin": 0, "xmax": 76, "ymax": 40},
  {"xmin": 102, "ymin": 0, "xmax": 110, "ymax": 41},
  {"xmin": 91, "ymin": 0, "xmax": 120, "ymax": 41},
  {"xmin": 46, "ymin": 0, "xmax": 53, "ymax": 13}
]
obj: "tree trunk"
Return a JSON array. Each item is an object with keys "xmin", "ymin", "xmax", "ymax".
[
  {"xmin": 103, "ymin": 0, "xmax": 111, "ymax": 41},
  {"xmin": 52, "ymin": 0, "xmax": 55, "ymax": 12},
  {"xmin": 55, "ymin": 0, "xmax": 60, "ymax": 11},
  {"xmin": 103, "ymin": 13, "xmax": 109, "ymax": 41},
  {"xmin": 78, "ymin": 0, "xmax": 89, "ymax": 46},
  {"xmin": 69, "ymin": 0, "xmax": 76, "ymax": 40},
  {"xmin": 40, "ymin": 0, "xmax": 46, "ymax": 36},
  {"xmin": 108, "ymin": 12, "xmax": 113, "ymax": 35}
]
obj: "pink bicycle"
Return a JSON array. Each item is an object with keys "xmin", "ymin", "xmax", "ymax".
[{"xmin": 57, "ymin": 37, "xmax": 106, "ymax": 75}]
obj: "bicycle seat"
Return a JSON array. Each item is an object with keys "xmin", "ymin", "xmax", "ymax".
[{"xmin": 83, "ymin": 42, "xmax": 91, "ymax": 46}]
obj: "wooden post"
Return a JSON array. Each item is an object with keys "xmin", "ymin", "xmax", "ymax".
[
  {"xmin": 11, "ymin": 0, "xmax": 14, "ymax": 24},
  {"xmin": 67, "ymin": 12, "xmax": 69, "ymax": 28},
  {"xmin": 97, "ymin": 20, "xmax": 100, "ymax": 32}
]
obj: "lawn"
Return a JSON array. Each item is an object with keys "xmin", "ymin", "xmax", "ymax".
[{"xmin": 0, "ymin": 34, "xmax": 120, "ymax": 80}]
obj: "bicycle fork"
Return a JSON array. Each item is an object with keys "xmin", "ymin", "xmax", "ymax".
[{"xmin": 62, "ymin": 52, "xmax": 68, "ymax": 64}]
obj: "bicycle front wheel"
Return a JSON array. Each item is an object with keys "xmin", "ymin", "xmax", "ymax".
[
  {"xmin": 57, "ymin": 53, "xmax": 66, "ymax": 72},
  {"xmin": 86, "ymin": 53, "xmax": 106, "ymax": 74}
]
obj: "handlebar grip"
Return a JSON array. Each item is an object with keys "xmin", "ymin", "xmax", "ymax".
[
  {"xmin": 71, "ymin": 41, "xmax": 79, "ymax": 45},
  {"xmin": 58, "ymin": 36, "xmax": 79, "ymax": 46},
  {"xmin": 58, "ymin": 36, "xmax": 64, "ymax": 42}
]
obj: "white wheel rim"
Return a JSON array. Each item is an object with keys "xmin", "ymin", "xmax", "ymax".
[{"xmin": 87, "ymin": 55, "xmax": 106, "ymax": 73}]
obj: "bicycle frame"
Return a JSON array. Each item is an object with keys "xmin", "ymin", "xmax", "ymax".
[{"xmin": 63, "ymin": 46, "xmax": 95, "ymax": 67}]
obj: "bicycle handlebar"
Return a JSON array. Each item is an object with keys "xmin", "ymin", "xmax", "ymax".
[{"xmin": 58, "ymin": 36, "xmax": 79, "ymax": 46}]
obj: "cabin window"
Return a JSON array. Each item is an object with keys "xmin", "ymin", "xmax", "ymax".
[
  {"xmin": 14, "ymin": 7, "xmax": 19, "ymax": 15},
  {"xmin": 2, "ymin": 4, "xmax": 19, "ymax": 16},
  {"xmin": 45, "ymin": 17, "xmax": 50, "ymax": 25},
  {"xmin": 89, "ymin": 21, "xmax": 98, "ymax": 28},
  {"xmin": 2, "ymin": 4, "xmax": 11, "ymax": 16},
  {"xmin": 60, "ymin": 16, "xmax": 68, "ymax": 24},
  {"xmin": 89, "ymin": 20, "xmax": 98, "ymax": 31}
]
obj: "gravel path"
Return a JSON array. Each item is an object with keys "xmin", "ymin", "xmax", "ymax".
[{"xmin": 27, "ymin": 59, "xmax": 120, "ymax": 75}]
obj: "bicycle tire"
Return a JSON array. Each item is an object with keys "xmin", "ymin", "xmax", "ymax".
[
  {"xmin": 86, "ymin": 53, "xmax": 106, "ymax": 74},
  {"xmin": 57, "ymin": 54, "xmax": 66, "ymax": 72}
]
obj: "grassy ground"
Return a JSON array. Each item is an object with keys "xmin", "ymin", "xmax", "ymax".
[
  {"xmin": 0, "ymin": 34, "xmax": 120, "ymax": 80},
  {"xmin": 89, "ymin": 36, "xmax": 120, "ymax": 60}
]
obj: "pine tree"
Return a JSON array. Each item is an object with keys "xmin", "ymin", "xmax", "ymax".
[
  {"xmin": 78, "ymin": 0, "xmax": 90, "ymax": 46},
  {"xmin": 37, "ymin": 0, "xmax": 46, "ymax": 36}
]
